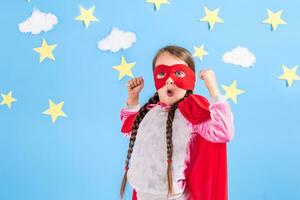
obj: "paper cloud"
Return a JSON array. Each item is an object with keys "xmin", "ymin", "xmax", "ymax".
[
  {"xmin": 98, "ymin": 27, "xmax": 136, "ymax": 53},
  {"xmin": 18, "ymin": 9, "xmax": 58, "ymax": 35},
  {"xmin": 222, "ymin": 46, "xmax": 256, "ymax": 68}
]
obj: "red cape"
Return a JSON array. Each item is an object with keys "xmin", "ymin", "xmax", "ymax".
[{"xmin": 121, "ymin": 94, "xmax": 228, "ymax": 200}]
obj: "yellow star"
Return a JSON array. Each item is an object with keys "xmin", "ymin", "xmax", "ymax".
[
  {"xmin": 278, "ymin": 65, "xmax": 300, "ymax": 87},
  {"xmin": 43, "ymin": 99, "xmax": 67, "ymax": 124},
  {"xmin": 1, "ymin": 91, "xmax": 17, "ymax": 109},
  {"xmin": 113, "ymin": 56, "xmax": 135, "ymax": 80},
  {"xmin": 221, "ymin": 80, "xmax": 245, "ymax": 104},
  {"xmin": 200, "ymin": 7, "xmax": 224, "ymax": 29},
  {"xmin": 193, "ymin": 45, "xmax": 208, "ymax": 61},
  {"xmin": 145, "ymin": 0, "xmax": 170, "ymax": 10},
  {"xmin": 33, "ymin": 38, "xmax": 57, "ymax": 63},
  {"xmin": 263, "ymin": 9, "xmax": 287, "ymax": 31},
  {"xmin": 75, "ymin": 6, "xmax": 99, "ymax": 28}
]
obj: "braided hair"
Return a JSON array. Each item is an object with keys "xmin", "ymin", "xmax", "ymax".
[
  {"xmin": 120, "ymin": 90, "xmax": 193, "ymax": 199},
  {"xmin": 165, "ymin": 90, "xmax": 193, "ymax": 197}
]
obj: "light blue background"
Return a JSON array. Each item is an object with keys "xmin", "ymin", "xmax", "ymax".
[{"xmin": 0, "ymin": 0, "xmax": 299, "ymax": 199}]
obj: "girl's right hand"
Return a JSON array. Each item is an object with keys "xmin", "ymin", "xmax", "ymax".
[{"xmin": 127, "ymin": 77, "xmax": 144, "ymax": 95}]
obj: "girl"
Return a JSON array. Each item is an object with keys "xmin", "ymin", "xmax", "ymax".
[{"xmin": 119, "ymin": 45, "xmax": 234, "ymax": 200}]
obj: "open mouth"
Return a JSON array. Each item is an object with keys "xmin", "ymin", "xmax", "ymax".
[{"xmin": 167, "ymin": 89, "xmax": 173, "ymax": 97}]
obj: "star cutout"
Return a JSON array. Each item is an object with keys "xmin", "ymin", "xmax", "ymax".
[
  {"xmin": 221, "ymin": 80, "xmax": 245, "ymax": 104},
  {"xmin": 75, "ymin": 6, "xmax": 99, "ymax": 28},
  {"xmin": 1, "ymin": 91, "xmax": 17, "ymax": 109},
  {"xmin": 193, "ymin": 45, "xmax": 208, "ymax": 61},
  {"xmin": 33, "ymin": 38, "xmax": 57, "ymax": 63},
  {"xmin": 145, "ymin": 0, "xmax": 170, "ymax": 10},
  {"xmin": 112, "ymin": 56, "xmax": 135, "ymax": 80},
  {"xmin": 263, "ymin": 9, "xmax": 287, "ymax": 31},
  {"xmin": 200, "ymin": 7, "xmax": 224, "ymax": 29},
  {"xmin": 278, "ymin": 65, "xmax": 300, "ymax": 87},
  {"xmin": 43, "ymin": 99, "xmax": 67, "ymax": 123}
]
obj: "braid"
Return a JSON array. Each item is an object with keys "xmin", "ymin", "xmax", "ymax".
[
  {"xmin": 120, "ymin": 90, "xmax": 193, "ymax": 199},
  {"xmin": 120, "ymin": 92, "xmax": 159, "ymax": 199},
  {"xmin": 166, "ymin": 90, "xmax": 193, "ymax": 197}
]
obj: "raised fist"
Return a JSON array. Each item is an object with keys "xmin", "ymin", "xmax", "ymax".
[{"xmin": 127, "ymin": 77, "xmax": 144, "ymax": 95}]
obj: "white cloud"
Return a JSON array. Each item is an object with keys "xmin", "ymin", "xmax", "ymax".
[
  {"xmin": 222, "ymin": 46, "xmax": 256, "ymax": 68},
  {"xmin": 98, "ymin": 27, "xmax": 136, "ymax": 53},
  {"xmin": 18, "ymin": 9, "xmax": 58, "ymax": 35}
]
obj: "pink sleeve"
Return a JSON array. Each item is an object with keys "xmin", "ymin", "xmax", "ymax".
[
  {"xmin": 120, "ymin": 104, "xmax": 140, "ymax": 137},
  {"xmin": 186, "ymin": 98, "xmax": 235, "ymax": 143}
]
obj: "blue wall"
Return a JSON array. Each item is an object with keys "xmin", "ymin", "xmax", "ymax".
[{"xmin": 0, "ymin": 0, "xmax": 299, "ymax": 199}]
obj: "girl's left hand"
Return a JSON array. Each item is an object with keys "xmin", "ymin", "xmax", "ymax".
[{"xmin": 199, "ymin": 69, "xmax": 221, "ymax": 97}]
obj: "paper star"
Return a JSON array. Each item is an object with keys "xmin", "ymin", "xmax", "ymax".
[
  {"xmin": 145, "ymin": 0, "xmax": 170, "ymax": 10},
  {"xmin": 221, "ymin": 80, "xmax": 245, "ymax": 104},
  {"xmin": 75, "ymin": 6, "xmax": 99, "ymax": 28},
  {"xmin": 263, "ymin": 9, "xmax": 287, "ymax": 30},
  {"xmin": 33, "ymin": 38, "xmax": 57, "ymax": 62},
  {"xmin": 200, "ymin": 7, "xmax": 224, "ymax": 29},
  {"xmin": 193, "ymin": 45, "xmax": 208, "ymax": 61},
  {"xmin": 113, "ymin": 56, "xmax": 135, "ymax": 80},
  {"xmin": 1, "ymin": 91, "xmax": 17, "ymax": 109},
  {"xmin": 278, "ymin": 65, "xmax": 300, "ymax": 87},
  {"xmin": 43, "ymin": 99, "xmax": 67, "ymax": 123}
]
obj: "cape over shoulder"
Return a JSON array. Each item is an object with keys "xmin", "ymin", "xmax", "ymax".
[{"xmin": 177, "ymin": 94, "xmax": 211, "ymax": 125}]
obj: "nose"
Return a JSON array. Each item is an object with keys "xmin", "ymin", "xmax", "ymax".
[{"xmin": 166, "ymin": 77, "xmax": 174, "ymax": 85}]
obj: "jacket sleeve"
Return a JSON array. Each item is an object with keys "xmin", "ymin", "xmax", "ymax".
[
  {"xmin": 189, "ymin": 95, "xmax": 235, "ymax": 143},
  {"xmin": 120, "ymin": 103, "xmax": 140, "ymax": 137}
]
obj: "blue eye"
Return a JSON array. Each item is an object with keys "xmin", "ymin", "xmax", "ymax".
[
  {"xmin": 175, "ymin": 71, "xmax": 185, "ymax": 77},
  {"xmin": 157, "ymin": 72, "xmax": 166, "ymax": 79}
]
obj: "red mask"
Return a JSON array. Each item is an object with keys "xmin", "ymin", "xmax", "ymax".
[{"xmin": 153, "ymin": 64, "xmax": 195, "ymax": 90}]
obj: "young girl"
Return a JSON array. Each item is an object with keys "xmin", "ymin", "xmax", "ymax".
[{"xmin": 119, "ymin": 45, "xmax": 234, "ymax": 200}]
